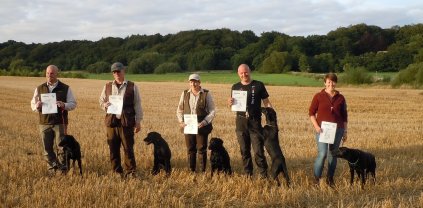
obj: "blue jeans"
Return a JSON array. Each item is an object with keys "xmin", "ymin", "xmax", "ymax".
[{"xmin": 313, "ymin": 128, "xmax": 344, "ymax": 178}]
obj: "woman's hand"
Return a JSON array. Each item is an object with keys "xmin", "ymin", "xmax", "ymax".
[
  {"xmin": 314, "ymin": 126, "xmax": 322, "ymax": 134},
  {"xmin": 342, "ymin": 131, "xmax": 348, "ymax": 142}
]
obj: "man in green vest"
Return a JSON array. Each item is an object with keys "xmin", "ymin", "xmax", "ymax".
[
  {"xmin": 31, "ymin": 65, "xmax": 77, "ymax": 174},
  {"xmin": 99, "ymin": 62, "xmax": 143, "ymax": 177},
  {"xmin": 177, "ymin": 73, "xmax": 216, "ymax": 172}
]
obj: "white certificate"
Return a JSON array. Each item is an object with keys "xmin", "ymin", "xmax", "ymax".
[
  {"xmin": 319, "ymin": 121, "xmax": 337, "ymax": 144},
  {"xmin": 231, "ymin": 90, "xmax": 247, "ymax": 112},
  {"xmin": 40, "ymin": 93, "xmax": 57, "ymax": 114},
  {"xmin": 183, "ymin": 114, "xmax": 198, "ymax": 134},
  {"xmin": 107, "ymin": 95, "xmax": 123, "ymax": 115}
]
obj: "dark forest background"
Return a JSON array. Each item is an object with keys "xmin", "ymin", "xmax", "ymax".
[{"xmin": 1, "ymin": 23, "xmax": 423, "ymax": 78}]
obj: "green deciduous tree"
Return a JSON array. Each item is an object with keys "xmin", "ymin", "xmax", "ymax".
[
  {"xmin": 342, "ymin": 66, "xmax": 372, "ymax": 84},
  {"xmin": 392, "ymin": 62, "xmax": 423, "ymax": 87},
  {"xmin": 87, "ymin": 61, "xmax": 110, "ymax": 74},
  {"xmin": 154, "ymin": 62, "xmax": 182, "ymax": 74},
  {"xmin": 260, "ymin": 51, "xmax": 292, "ymax": 73},
  {"xmin": 127, "ymin": 52, "xmax": 163, "ymax": 74}
]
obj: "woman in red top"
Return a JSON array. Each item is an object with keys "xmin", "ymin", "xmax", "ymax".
[{"xmin": 309, "ymin": 73, "xmax": 348, "ymax": 187}]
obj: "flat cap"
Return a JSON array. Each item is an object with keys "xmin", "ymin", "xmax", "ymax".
[{"xmin": 111, "ymin": 62, "xmax": 125, "ymax": 72}]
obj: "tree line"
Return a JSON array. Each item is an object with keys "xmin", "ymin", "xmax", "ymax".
[{"xmin": 1, "ymin": 23, "xmax": 423, "ymax": 76}]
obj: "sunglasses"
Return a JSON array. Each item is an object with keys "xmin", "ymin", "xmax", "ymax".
[{"xmin": 112, "ymin": 70, "xmax": 121, "ymax": 74}]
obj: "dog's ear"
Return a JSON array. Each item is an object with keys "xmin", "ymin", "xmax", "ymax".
[
  {"xmin": 68, "ymin": 135, "xmax": 76, "ymax": 142},
  {"xmin": 58, "ymin": 139, "xmax": 66, "ymax": 147},
  {"xmin": 151, "ymin": 131, "xmax": 161, "ymax": 138}
]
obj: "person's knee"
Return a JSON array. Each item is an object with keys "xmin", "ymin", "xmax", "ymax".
[
  {"xmin": 197, "ymin": 148, "xmax": 207, "ymax": 155},
  {"xmin": 316, "ymin": 151, "xmax": 327, "ymax": 160}
]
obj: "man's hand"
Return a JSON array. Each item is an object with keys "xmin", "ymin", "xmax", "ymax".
[
  {"xmin": 56, "ymin": 101, "xmax": 65, "ymax": 108},
  {"xmin": 36, "ymin": 101, "xmax": 43, "ymax": 110},
  {"xmin": 227, "ymin": 97, "xmax": 234, "ymax": 107},
  {"xmin": 134, "ymin": 123, "xmax": 141, "ymax": 133},
  {"xmin": 198, "ymin": 120, "xmax": 207, "ymax": 128}
]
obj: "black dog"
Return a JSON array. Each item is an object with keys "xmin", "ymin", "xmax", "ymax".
[
  {"xmin": 332, "ymin": 147, "xmax": 376, "ymax": 188},
  {"xmin": 58, "ymin": 135, "xmax": 82, "ymax": 176},
  {"xmin": 208, "ymin": 137, "xmax": 232, "ymax": 177},
  {"xmin": 144, "ymin": 132, "xmax": 172, "ymax": 176},
  {"xmin": 261, "ymin": 107, "xmax": 290, "ymax": 187}
]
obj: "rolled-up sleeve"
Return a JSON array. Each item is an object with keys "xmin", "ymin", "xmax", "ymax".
[
  {"xmin": 64, "ymin": 88, "xmax": 77, "ymax": 111},
  {"xmin": 204, "ymin": 92, "xmax": 216, "ymax": 124},
  {"xmin": 176, "ymin": 92, "xmax": 185, "ymax": 123},
  {"xmin": 30, "ymin": 88, "xmax": 40, "ymax": 112},
  {"xmin": 99, "ymin": 85, "xmax": 108, "ymax": 111},
  {"xmin": 134, "ymin": 84, "xmax": 143, "ymax": 124}
]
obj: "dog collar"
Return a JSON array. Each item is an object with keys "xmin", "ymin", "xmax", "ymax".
[
  {"xmin": 348, "ymin": 158, "xmax": 359, "ymax": 166},
  {"xmin": 264, "ymin": 124, "xmax": 277, "ymax": 127}
]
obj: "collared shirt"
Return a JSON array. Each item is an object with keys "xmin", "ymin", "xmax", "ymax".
[
  {"xmin": 99, "ymin": 80, "xmax": 143, "ymax": 124},
  {"xmin": 176, "ymin": 88, "xmax": 216, "ymax": 124},
  {"xmin": 30, "ymin": 80, "xmax": 77, "ymax": 111}
]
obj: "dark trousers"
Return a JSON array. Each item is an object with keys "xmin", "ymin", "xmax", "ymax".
[
  {"xmin": 106, "ymin": 126, "xmax": 136, "ymax": 174},
  {"xmin": 185, "ymin": 133, "xmax": 209, "ymax": 172},
  {"xmin": 235, "ymin": 115, "xmax": 268, "ymax": 177}
]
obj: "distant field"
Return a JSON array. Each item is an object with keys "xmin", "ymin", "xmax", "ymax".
[{"xmin": 86, "ymin": 71, "xmax": 324, "ymax": 87}]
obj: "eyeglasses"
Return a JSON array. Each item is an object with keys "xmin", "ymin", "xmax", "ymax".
[{"xmin": 112, "ymin": 71, "xmax": 121, "ymax": 74}]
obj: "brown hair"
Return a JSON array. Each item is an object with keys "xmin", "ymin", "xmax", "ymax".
[{"xmin": 324, "ymin": 73, "xmax": 338, "ymax": 83}]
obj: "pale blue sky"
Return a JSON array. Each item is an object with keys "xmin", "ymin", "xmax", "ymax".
[{"xmin": 0, "ymin": 0, "xmax": 422, "ymax": 43}]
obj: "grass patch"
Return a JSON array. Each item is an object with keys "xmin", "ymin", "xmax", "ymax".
[{"xmin": 87, "ymin": 71, "xmax": 323, "ymax": 87}]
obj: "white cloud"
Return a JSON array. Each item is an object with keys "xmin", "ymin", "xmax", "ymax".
[{"xmin": 0, "ymin": 0, "xmax": 422, "ymax": 43}]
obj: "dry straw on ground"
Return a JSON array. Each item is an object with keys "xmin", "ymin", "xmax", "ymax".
[{"xmin": 0, "ymin": 76, "xmax": 422, "ymax": 207}]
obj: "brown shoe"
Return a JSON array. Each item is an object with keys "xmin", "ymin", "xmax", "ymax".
[{"xmin": 314, "ymin": 176, "xmax": 320, "ymax": 187}]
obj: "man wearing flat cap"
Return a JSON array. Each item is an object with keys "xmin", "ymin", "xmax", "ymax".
[
  {"xmin": 99, "ymin": 62, "xmax": 143, "ymax": 177},
  {"xmin": 177, "ymin": 73, "xmax": 216, "ymax": 173}
]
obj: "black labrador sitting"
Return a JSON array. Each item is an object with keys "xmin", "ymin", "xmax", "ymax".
[
  {"xmin": 58, "ymin": 135, "xmax": 82, "ymax": 176},
  {"xmin": 332, "ymin": 146, "xmax": 376, "ymax": 188},
  {"xmin": 261, "ymin": 107, "xmax": 290, "ymax": 187},
  {"xmin": 208, "ymin": 137, "xmax": 232, "ymax": 177},
  {"xmin": 144, "ymin": 132, "xmax": 172, "ymax": 176}
]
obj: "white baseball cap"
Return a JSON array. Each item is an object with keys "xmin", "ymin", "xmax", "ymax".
[{"xmin": 188, "ymin": 73, "xmax": 200, "ymax": 81}]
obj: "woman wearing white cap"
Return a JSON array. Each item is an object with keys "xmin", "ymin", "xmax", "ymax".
[{"xmin": 176, "ymin": 73, "xmax": 216, "ymax": 172}]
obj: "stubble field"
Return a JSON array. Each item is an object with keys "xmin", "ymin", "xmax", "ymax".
[{"xmin": 0, "ymin": 76, "xmax": 422, "ymax": 207}]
